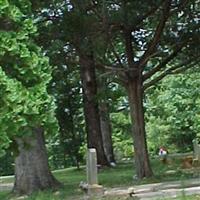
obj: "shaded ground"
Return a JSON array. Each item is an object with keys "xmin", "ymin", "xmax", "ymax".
[
  {"xmin": 0, "ymin": 160, "xmax": 200, "ymax": 199},
  {"xmin": 105, "ymin": 178, "xmax": 200, "ymax": 199}
]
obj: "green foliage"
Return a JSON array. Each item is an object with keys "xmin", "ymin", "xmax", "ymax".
[
  {"xmin": 31, "ymin": 0, "xmax": 92, "ymax": 169},
  {"xmin": 146, "ymin": 72, "xmax": 200, "ymax": 153},
  {"xmin": 0, "ymin": 0, "xmax": 58, "ymax": 156},
  {"xmin": 0, "ymin": 151, "xmax": 13, "ymax": 176},
  {"xmin": 111, "ymin": 112, "xmax": 133, "ymax": 159},
  {"xmin": 38, "ymin": 28, "xmax": 85, "ymax": 170}
]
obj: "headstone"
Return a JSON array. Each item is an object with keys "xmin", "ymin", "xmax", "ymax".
[
  {"xmin": 193, "ymin": 139, "xmax": 200, "ymax": 160},
  {"xmin": 87, "ymin": 148, "xmax": 98, "ymax": 185},
  {"xmin": 193, "ymin": 139, "xmax": 198, "ymax": 159},
  {"xmin": 86, "ymin": 148, "xmax": 104, "ymax": 197},
  {"xmin": 192, "ymin": 139, "xmax": 200, "ymax": 166}
]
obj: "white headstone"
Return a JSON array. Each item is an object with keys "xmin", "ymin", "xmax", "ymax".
[
  {"xmin": 87, "ymin": 148, "xmax": 98, "ymax": 185},
  {"xmin": 86, "ymin": 148, "xmax": 104, "ymax": 196}
]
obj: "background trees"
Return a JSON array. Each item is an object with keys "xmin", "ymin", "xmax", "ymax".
[{"xmin": 146, "ymin": 71, "xmax": 200, "ymax": 154}]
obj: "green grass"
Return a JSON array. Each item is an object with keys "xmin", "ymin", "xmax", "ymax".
[
  {"xmin": 0, "ymin": 159, "xmax": 200, "ymax": 200},
  {"xmin": 0, "ymin": 191, "xmax": 10, "ymax": 200}
]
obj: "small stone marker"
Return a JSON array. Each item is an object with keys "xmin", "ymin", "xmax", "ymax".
[
  {"xmin": 192, "ymin": 139, "xmax": 200, "ymax": 166},
  {"xmin": 193, "ymin": 139, "xmax": 198, "ymax": 158},
  {"xmin": 87, "ymin": 148, "xmax": 98, "ymax": 185},
  {"xmin": 86, "ymin": 148, "xmax": 104, "ymax": 197}
]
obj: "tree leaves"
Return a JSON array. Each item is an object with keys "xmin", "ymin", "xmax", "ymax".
[
  {"xmin": 0, "ymin": 1, "xmax": 58, "ymax": 156},
  {"xmin": 146, "ymin": 72, "xmax": 200, "ymax": 153}
]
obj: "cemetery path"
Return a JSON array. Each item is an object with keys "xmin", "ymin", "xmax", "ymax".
[
  {"xmin": 0, "ymin": 182, "xmax": 13, "ymax": 192},
  {"xmin": 0, "ymin": 175, "xmax": 13, "ymax": 191},
  {"xmin": 104, "ymin": 178, "xmax": 200, "ymax": 199}
]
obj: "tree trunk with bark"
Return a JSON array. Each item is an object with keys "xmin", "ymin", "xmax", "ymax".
[
  {"xmin": 99, "ymin": 100, "xmax": 115, "ymax": 164},
  {"xmin": 98, "ymin": 78, "xmax": 115, "ymax": 164},
  {"xmin": 79, "ymin": 53, "xmax": 108, "ymax": 166},
  {"xmin": 13, "ymin": 127, "xmax": 61, "ymax": 195},
  {"xmin": 127, "ymin": 75, "xmax": 153, "ymax": 179}
]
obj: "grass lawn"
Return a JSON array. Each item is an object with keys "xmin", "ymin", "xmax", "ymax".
[{"xmin": 0, "ymin": 159, "xmax": 200, "ymax": 200}]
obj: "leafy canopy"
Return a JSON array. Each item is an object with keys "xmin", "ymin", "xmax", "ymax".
[{"xmin": 0, "ymin": 0, "xmax": 58, "ymax": 156}]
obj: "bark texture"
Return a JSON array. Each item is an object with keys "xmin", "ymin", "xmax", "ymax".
[
  {"xmin": 13, "ymin": 127, "xmax": 61, "ymax": 195},
  {"xmin": 79, "ymin": 53, "xmax": 108, "ymax": 166},
  {"xmin": 127, "ymin": 75, "xmax": 153, "ymax": 179},
  {"xmin": 99, "ymin": 100, "xmax": 115, "ymax": 164},
  {"xmin": 123, "ymin": 29, "xmax": 153, "ymax": 179}
]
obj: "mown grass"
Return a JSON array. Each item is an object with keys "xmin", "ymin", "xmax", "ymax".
[
  {"xmin": 0, "ymin": 159, "xmax": 200, "ymax": 200},
  {"xmin": 0, "ymin": 191, "xmax": 9, "ymax": 200}
]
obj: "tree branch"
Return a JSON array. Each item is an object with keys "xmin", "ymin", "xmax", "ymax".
[
  {"xmin": 108, "ymin": 2, "xmax": 164, "ymax": 32},
  {"xmin": 109, "ymin": 39, "xmax": 125, "ymax": 68},
  {"xmin": 138, "ymin": 0, "xmax": 172, "ymax": 69},
  {"xmin": 143, "ymin": 58, "xmax": 199, "ymax": 90},
  {"xmin": 131, "ymin": 1, "xmax": 164, "ymax": 30},
  {"xmin": 0, "ymin": 18, "xmax": 17, "ymax": 31},
  {"xmin": 143, "ymin": 42, "xmax": 186, "ymax": 81},
  {"xmin": 99, "ymin": 73, "xmax": 128, "ymax": 86},
  {"xmin": 124, "ymin": 29, "xmax": 135, "ymax": 68},
  {"xmin": 170, "ymin": 59, "xmax": 200, "ymax": 74},
  {"xmin": 171, "ymin": 0, "xmax": 189, "ymax": 12},
  {"xmin": 96, "ymin": 63, "xmax": 128, "ymax": 86}
]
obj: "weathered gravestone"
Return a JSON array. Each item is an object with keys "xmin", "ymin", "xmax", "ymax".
[{"xmin": 86, "ymin": 148, "xmax": 104, "ymax": 196}]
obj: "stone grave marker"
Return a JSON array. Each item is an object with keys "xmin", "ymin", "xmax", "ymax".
[
  {"xmin": 193, "ymin": 139, "xmax": 200, "ymax": 166},
  {"xmin": 86, "ymin": 148, "xmax": 104, "ymax": 197},
  {"xmin": 87, "ymin": 148, "xmax": 98, "ymax": 185}
]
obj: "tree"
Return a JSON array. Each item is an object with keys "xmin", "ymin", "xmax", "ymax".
[
  {"xmin": 32, "ymin": 1, "xmax": 113, "ymax": 166},
  {"xmin": 79, "ymin": 52, "xmax": 108, "ymax": 165},
  {"xmin": 91, "ymin": 0, "xmax": 199, "ymax": 178},
  {"xmin": 0, "ymin": 0, "xmax": 61, "ymax": 194},
  {"xmin": 30, "ymin": 0, "xmax": 199, "ymax": 178},
  {"xmin": 38, "ymin": 34, "xmax": 85, "ymax": 169},
  {"xmin": 146, "ymin": 71, "xmax": 200, "ymax": 153}
]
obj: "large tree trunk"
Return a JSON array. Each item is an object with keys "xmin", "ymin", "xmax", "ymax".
[
  {"xmin": 127, "ymin": 76, "xmax": 153, "ymax": 179},
  {"xmin": 13, "ymin": 127, "xmax": 61, "ymax": 195},
  {"xmin": 98, "ymin": 79, "xmax": 115, "ymax": 164},
  {"xmin": 79, "ymin": 53, "xmax": 108, "ymax": 166}
]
